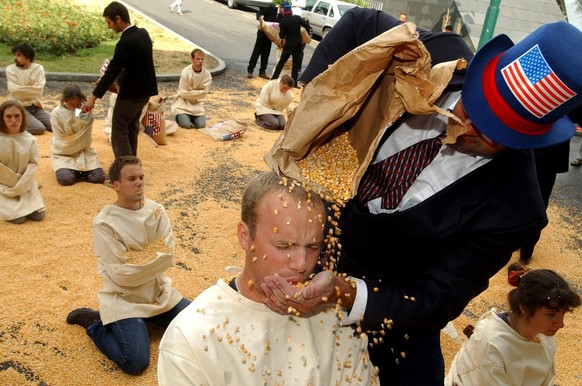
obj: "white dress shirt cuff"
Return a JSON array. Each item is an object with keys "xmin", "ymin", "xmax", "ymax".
[{"xmin": 340, "ymin": 276, "xmax": 367, "ymax": 326}]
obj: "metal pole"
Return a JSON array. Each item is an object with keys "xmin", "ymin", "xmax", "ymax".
[{"xmin": 478, "ymin": 0, "xmax": 501, "ymax": 49}]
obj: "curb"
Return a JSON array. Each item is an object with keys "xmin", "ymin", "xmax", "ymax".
[{"xmin": 0, "ymin": 58, "xmax": 227, "ymax": 83}]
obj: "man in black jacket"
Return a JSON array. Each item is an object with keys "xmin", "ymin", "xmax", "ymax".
[
  {"xmin": 270, "ymin": 1, "xmax": 310, "ymax": 86},
  {"xmin": 83, "ymin": 1, "xmax": 158, "ymax": 158},
  {"xmin": 261, "ymin": 9, "xmax": 582, "ymax": 385},
  {"xmin": 247, "ymin": 5, "xmax": 279, "ymax": 79}
]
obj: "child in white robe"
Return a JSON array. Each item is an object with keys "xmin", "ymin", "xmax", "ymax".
[{"xmin": 50, "ymin": 85, "xmax": 105, "ymax": 186}]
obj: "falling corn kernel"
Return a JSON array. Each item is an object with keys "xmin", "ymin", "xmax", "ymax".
[
  {"xmin": 252, "ymin": 256, "xmax": 257, "ymax": 263},
  {"xmin": 410, "ymin": 296, "xmax": 416, "ymax": 302},
  {"xmin": 274, "ymin": 208, "xmax": 279, "ymax": 215},
  {"xmin": 321, "ymin": 296, "xmax": 328, "ymax": 302},
  {"xmin": 273, "ymin": 227, "xmax": 278, "ymax": 233},
  {"xmin": 373, "ymin": 287, "xmax": 379, "ymax": 292},
  {"xmin": 250, "ymin": 245, "xmax": 256, "ymax": 252}
]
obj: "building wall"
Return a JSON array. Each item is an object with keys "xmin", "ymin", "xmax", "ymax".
[{"xmin": 378, "ymin": 0, "xmax": 565, "ymax": 52}]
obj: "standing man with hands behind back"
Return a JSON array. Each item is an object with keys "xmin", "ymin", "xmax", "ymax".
[
  {"xmin": 270, "ymin": 1, "xmax": 310, "ymax": 87},
  {"xmin": 247, "ymin": 4, "xmax": 279, "ymax": 79},
  {"xmin": 83, "ymin": 1, "xmax": 158, "ymax": 158}
]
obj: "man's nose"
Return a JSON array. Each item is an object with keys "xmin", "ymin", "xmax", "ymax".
[{"xmin": 288, "ymin": 249, "xmax": 307, "ymax": 272}]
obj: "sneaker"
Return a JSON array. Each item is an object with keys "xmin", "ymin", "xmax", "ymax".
[
  {"xmin": 259, "ymin": 73, "xmax": 270, "ymax": 80},
  {"xmin": 168, "ymin": 5, "xmax": 174, "ymax": 13},
  {"xmin": 247, "ymin": 72, "xmax": 253, "ymax": 79},
  {"xmin": 575, "ymin": 126, "xmax": 582, "ymax": 136},
  {"xmin": 67, "ymin": 308, "xmax": 100, "ymax": 328}
]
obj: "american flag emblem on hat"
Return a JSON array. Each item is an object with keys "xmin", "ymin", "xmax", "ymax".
[{"xmin": 501, "ymin": 45, "xmax": 576, "ymax": 118}]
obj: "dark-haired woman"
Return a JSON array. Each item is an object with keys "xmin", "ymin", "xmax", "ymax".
[
  {"xmin": 446, "ymin": 264, "xmax": 580, "ymax": 385},
  {"xmin": 50, "ymin": 84, "xmax": 105, "ymax": 186}
]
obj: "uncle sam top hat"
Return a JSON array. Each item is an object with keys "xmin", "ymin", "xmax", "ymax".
[{"xmin": 462, "ymin": 21, "xmax": 582, "ymax": 149}]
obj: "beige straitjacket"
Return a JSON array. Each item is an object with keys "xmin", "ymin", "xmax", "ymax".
[
  {"xmin": 50, "ymin": 106, "xmax": 102, "ymax": 172},
  {"xmin": 92, "ymin": 198, "xmax": 183, "ymax": 325},
  {"xmin": 158, "ymin": 279, "xmax": 380, "ymax": 385},
  {"xmin": 255, "ymin": 78, "xmax": 294, "ymax": 117},
  {"xmin": 0, "ymin": 131, "xmax": 45, "ymax": 221},
  {"xmin": 6, "ymin": 63, "xmax": 46, "ymax": 108},
  {"xmin": 446, "ymin": 308, "xmax": 556, "ymax": 386},
  {"xmin": 170, "ymin": 65, "xmax": 212, "ymax": 117}
]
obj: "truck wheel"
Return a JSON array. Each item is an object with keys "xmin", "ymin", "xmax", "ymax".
[{"xmin": 227, "ymin": 0, "xmax": 237, "ymax": 8}]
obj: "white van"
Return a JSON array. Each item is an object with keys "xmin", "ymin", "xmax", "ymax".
[{"xmin": 301, "ymin": 0, "xmax": 358, "ymax": 39}]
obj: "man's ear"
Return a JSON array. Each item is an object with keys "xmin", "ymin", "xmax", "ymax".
[{"xmin": 237, "ymin": 221, "xmax": 251, "ymax": 251}]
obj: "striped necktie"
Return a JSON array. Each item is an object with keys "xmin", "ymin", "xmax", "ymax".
[{"xmin": 358, "ymin": 134, "xmax": 444, "ymax": 209}]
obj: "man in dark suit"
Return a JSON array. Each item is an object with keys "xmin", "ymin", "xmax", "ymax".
[
  {"xmin": 270, "ymin": 1, "xmax": 310, "ymax": 87},
  {"xmin": 83, "ymin": 1, "xmax": 158, "ymax": 158},
  {"xmin": 261, "ymin": 9, "xmax": 582, "ymax": 385}
]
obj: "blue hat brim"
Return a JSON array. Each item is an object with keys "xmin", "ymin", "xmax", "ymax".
[{"xmin": 462, "ymin": 35, "xmax": 576, "ymax": 149}]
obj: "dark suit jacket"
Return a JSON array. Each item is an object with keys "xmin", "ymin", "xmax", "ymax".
[
  {"xmin": 93, "ymin": 26, "xmax": 158, "ymax": 101},
  {"xmin": 299, "ymin": 9, "xmax": 473, "ymax": 91},
  {"xmin": 299, "ymin": 8, "xmax": 548, "ymax": 385},
  {"xmin": 279, "ymin": 15, "xmax": 310, "ymax": 52}
]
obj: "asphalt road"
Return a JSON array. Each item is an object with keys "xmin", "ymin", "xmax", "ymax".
[
  {"xmin": 121, "ymin": 0, "xmax": 581, "ymax": 233},
  {"xmin": 121, "ymin": 0, "xmax": 317, "ymax": 74}
]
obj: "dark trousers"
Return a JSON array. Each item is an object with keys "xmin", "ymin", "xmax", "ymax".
[
  {"xmin": 369, "ymin": 330, "xmax": 444, "ymax": 386},
  {"xmin": 520, "ymin": 171, "xmax": 557, "ymax": 259},
  {"xmin": 111, "ymin": 97, "xmax": 150, "ymax": 158},
  {"xmin": 247, "ymin": 30, "xmax": 272, "ymax": 74},
  {"xmin": 86, "ymin": 298, "xmax": 190, "ymax": 375},
  {"xmin": 271, "ymin": 43, "xmax": 304, "ymax": 85}
]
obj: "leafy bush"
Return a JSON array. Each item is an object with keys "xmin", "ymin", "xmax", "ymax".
[{"xmin": 0, "ymin": 0, "xmax": 116, "ymax": 56}]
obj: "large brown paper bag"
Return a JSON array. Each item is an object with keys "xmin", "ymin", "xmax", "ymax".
[{"xmin": 264, "ymin": 23, "xmax": 462, "ymax": 203}]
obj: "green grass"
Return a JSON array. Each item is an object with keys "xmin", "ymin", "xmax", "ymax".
[
  {"xmin": 0, "ymin": 0, "xmax": 212, "ymax": 75},
  {"xmin": 0, "ymin": 41, "xmax": 199, "ymax": 75},
  {"xmin": 0, "ymin": 41, "xmax": 118, "ymax": 73}
]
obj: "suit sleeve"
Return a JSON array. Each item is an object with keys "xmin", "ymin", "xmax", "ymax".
[
  {"xmin": 93, "ymin": 39, "xmax": 130, "ymax": 99},
  {"xmin": 340, "ymin": 152, "xmax": 548, "ymax": 333}
]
